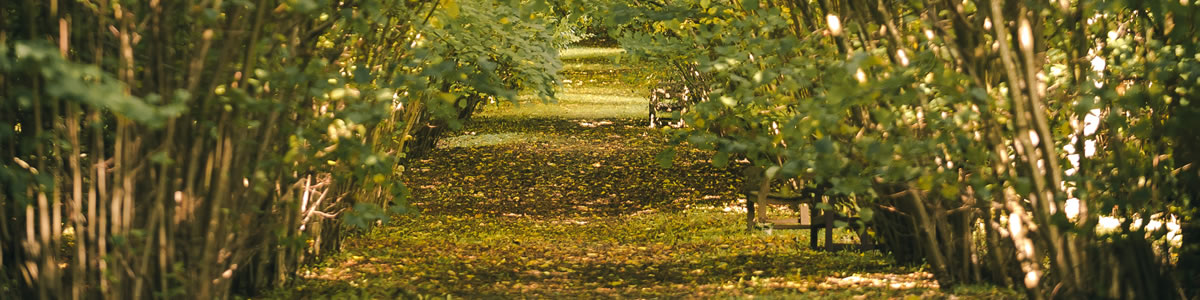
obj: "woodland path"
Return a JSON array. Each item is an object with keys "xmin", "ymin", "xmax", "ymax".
[{"xmin": 266, "ymin": 49, "xmax": 1009, "ymax": 299}]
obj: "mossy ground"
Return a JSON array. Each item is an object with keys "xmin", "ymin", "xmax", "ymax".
[{"xmin": 265, "ymin": 48, "xmax": 1016, "ymax": 299}]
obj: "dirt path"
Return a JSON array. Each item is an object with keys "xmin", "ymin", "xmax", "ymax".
[{"xmin": 267, "ymin": 49, "xmax": 1010, "ymax": 299}]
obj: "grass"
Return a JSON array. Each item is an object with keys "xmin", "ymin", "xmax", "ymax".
[
  {"xmin": 559, "ymin": 47, "xmax": 626, "ymax": 61},
  {"xmin": 477, "ymin": 93, "xmax": 646, "ymax": 120},
  {"xmin": 271, "ymin": 210, "xmax": 970, "ymax": 299},
  {"xmin": 264, "ymin": 48, "xmax": 1017, "ymax": 299},
  {"xmin": 477, "ymin": 46, "xmax": 646, "ymax": 120},
  {"xmin": 439, "ymin": 132, "xmax": 550, "ymax": 148}
]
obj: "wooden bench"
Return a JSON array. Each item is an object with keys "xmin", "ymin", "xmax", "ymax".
[
  {"xmin": 742, "ymin": 166, "xmax": 874, "ymax": 251},
  {"xmin": 647, "ymin": 81, "xmax": 699, "ymax": 128}
]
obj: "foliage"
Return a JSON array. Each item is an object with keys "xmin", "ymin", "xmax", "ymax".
[
  {"xmin": 0, "ymin": 0, "xmax": 561, "ymax": 298},
  {"xmin": 610, "ymin": 0, "xmax": 1200, "ymax": 298},
  {"xmin": 401, "ymin": 0, "xmax": 564, "ymax": 157}
]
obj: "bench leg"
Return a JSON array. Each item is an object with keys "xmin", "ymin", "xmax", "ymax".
[
  {"xmin": 746, "ymin": 199, "xmax": 756, "ymax": 231},
  {"xmin": 858, "ymin": 223, "xmax": 875, "ymax": 251},
  {"xmin": 648, "ymin": 105, "xmax": 657, "ymax": 128},
  {"xmin": 859, "ymin": 230, "xmax": 875, "ymax": 250},
  {"xmin": 809, "ymin": 207, "xmax": 820, "ymax": 249},
  {"xmin": 824, "ymin": 197, "xmax": 835, "ymax": 250}
]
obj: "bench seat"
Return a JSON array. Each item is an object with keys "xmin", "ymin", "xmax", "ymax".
[{"xmin": 742, "ymin": 166, "xmax": 874, "ymax": 251}]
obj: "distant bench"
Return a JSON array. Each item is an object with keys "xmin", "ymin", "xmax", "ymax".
[
  {"xmin": 648, "ymin": 81, "xmax": 701, "ymax": 128},
  {"xmin": 741, "ymin": 166, "xmax": 874, "ymax": 251}
]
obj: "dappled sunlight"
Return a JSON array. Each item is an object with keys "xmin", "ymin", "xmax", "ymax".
[
  {"xmin": 576, "ymin": 120, "xmax": 614, "ymax": 128},
  {"xmin": 820, "ymin": 272, "xmax": 938, "ymax": 290},
  {"xmin": 281, "ymin": 210, "xmax": 947, "ymax": 298},
  {"xmin": 279, "ymin": 207, "xmax": 1003, "ymax": 298},
  {"xmin": 404, "ymin": 117, "xmax": 740, "ymax": 217},
  {"xmin": 439, "ymin": 132, "xmax": 549, "ymax": 148},
  {"xmin": 479, "ymin": 94, "xmax": 647, "ymax": 119},
  {"xmin": 559, "ymin": 47, "xmax": 626, "ymax": 60}
]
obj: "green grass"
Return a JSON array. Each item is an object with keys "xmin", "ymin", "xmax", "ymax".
[
  {"xmin": 439, "ymin": 132, "xmax": 552, "ymax": 148},
  {"xmin": 478, "ymin": 46, "xmax": 647, "ymax": 120},
  {"xmin": 560, "ymin": 47, "xmax": 626, "ymax": 61},
  {"xmin": 269, "ymin": 207, "xmax": 1015, "ymax": 299},
  {"xmin": 477, "ymin": 93, "xmax": 646, "ymax": 120},
  {"xmin": 270, "ymin": 209, "xmax": 982, "ymax": 299}
]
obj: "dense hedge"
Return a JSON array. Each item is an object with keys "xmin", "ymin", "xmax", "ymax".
[
  {"xmin": 0, "ymin": 0, "xmax": 565, "ymax": 298},
  {"xmin": 610, "ymin": 0, "xmax": 1200, "ymax": 298}
]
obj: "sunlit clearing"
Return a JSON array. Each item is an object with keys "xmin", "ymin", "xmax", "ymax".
[
  {"xmin": 440, "ymin": 132, "xmax": 543, "ymax": 148},
  {"xmin": 577, "ymin": 120, "xmax": 613, "ymax": 128},
  {"xmin": 559, "ymin": 48, "xmax": 625, "ymax": 60},
  {"xmin": 821, "ymin": 272, "xmax": 938, "ymax": 290},
  {"xmin": 721, "ymin": 199, "xmax": 748, "ymax": 213}
]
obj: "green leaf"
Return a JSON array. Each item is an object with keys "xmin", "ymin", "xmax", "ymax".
[
  {"xmin": 741, "ymin": 0, "xmax": 759, "ymax": 11},
  {"xmin": 390, "ymin": 183, "xmax": 410, "ymax": 203},
  {"xmin": 1013, "ymin": 177, "xmax": 1032, "ymax": 196},
  {"xmin": 345, "ymin": 203, "xmax": 388, "ymax": 229},
  {"xmin": 353, "ymin": 64, "xmax": 372, "ymax": 85},
  {"xmin": 442, "ymin": 0, "xmax": 460, "ymax": 19},
  {"xmin": 917, "ymin": 174, "xmax": 934, "ymax": 191},
  {"xmin": 711, "ymin": 151, "xmax": 730, "ymax": 168},
  {"xmin": 719, "ymin": 95, "xmax": 737, "ymax": 107},
  {"xmin": 815, "ymin": 202, "xmax": 832, "ymax": 211},
  {"xmin": 149, "ymin": 151, "xmax": 174, "ymax": 166},
  {"xmin": 656, "ymin": 148, "xmax": 677, "ymax": 169},
  {"xmin": 765, "ymin": 166, "xmax": 781, "ymax": 180},
  {"xmin": 815, "ymin": 138, "xmax": 834, "ymax": 154},
  {"xmin": 939, "ymin": 183, "xmax": 959, "ymax": 199},
  {"xmin": 859, "ymin": 207, "xmax": 874, "ymax": 222}
]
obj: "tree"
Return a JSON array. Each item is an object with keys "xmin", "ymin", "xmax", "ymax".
[
  {"xmin": 612, "ymin": 0, "xmax": 1200, "ymax": 298},
  {"xmin": 0, "ymin": 0, "xmax": 561, "ymax": 298}
]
